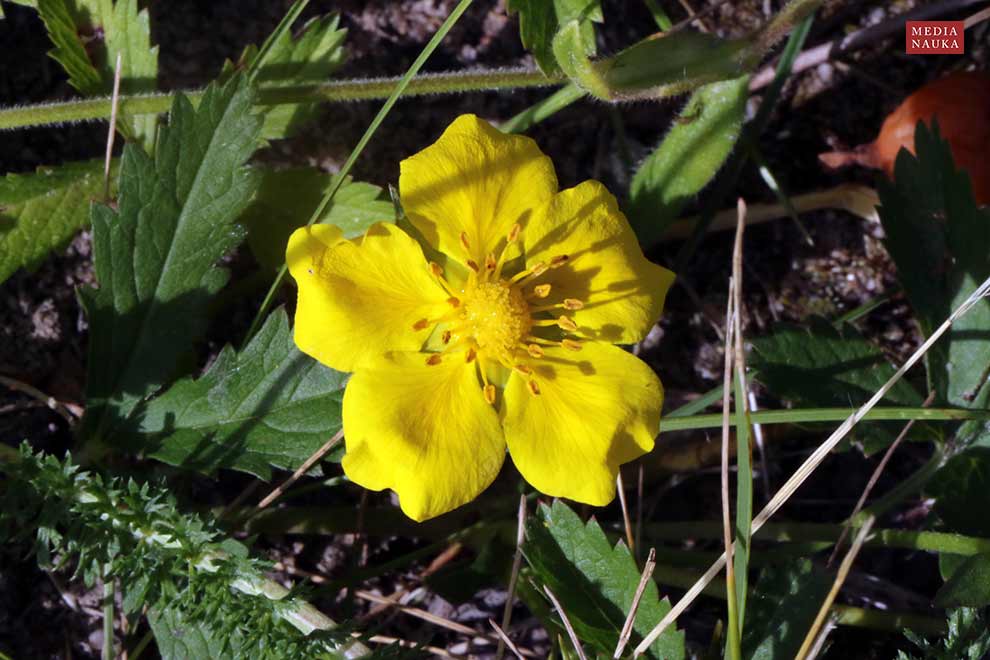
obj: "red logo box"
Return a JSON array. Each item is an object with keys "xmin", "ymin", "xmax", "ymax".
[{"xmin": 906, "ymin": 21, "xmax": 965, "ymax": 54}]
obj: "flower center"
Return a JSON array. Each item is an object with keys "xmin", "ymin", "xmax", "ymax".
[{"xmin": 459, "ymin": 281, "xmax": 531, "ymax": 364}]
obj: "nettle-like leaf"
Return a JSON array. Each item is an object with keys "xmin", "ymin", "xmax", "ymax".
[
  {"xmin": 508, "ymin": 0, "xmax": 602, "ymax": 75},
  {"xmin": 523, "ymin": 500, "xmax": 685, "ymax": 660},
  {"xmin": 81, "ymin": 75, "xmax": 261, "ymax": 442},
  {"xmin": 35, "ymin": 0, "xmax": 159, "ymax": 147},
  {"xmin": 149, "ymin": 607, "xmax": 237, "ymax": 660},
  {"xmin": 750, "ymin": 319, "xmax": 925, "ymax": 452},
  {"xmin": 226, "ymin": 13, "xmax": 346, "ymax": 139},
  {"xmin": 0, "ymin": 159, "xmax": 113, "ymax": 284},
  {"xmin": 628, "ymin": 76, "xmax": 748, "ymax": 244},
  {"xmin": 898, "ymin": 608, "xmax": 990, "ymax": 660},
  {"xmin": 878, "ymin": 121, "xmax": 990, "ymax": 407},
  {"xmin": 130, "ymin": 308, "xmax": 347, "ymax": 479},
  {"xmin": 242, "ymin": 168, "xmax": 393, "ymax": 270},
  {"xmin": 741, "ymin": 559, "xmax": 831, "ymax": 660}
]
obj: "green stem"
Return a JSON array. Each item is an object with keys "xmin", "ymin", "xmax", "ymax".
[
  {"xmin": 102, "ymin": 570, "xmax": 115, "ymax": 660},
  {"xmin": 661, "ymin": 406, "xmax": 989, "ymax": 432},
  {"xmin": 0, "ymin": 68, "xmax": 563, "ymax": 132},
  {"xmin": 242, "ymin": 0, "xmax": 477, "ymax": 344},
  {"xmin": 643, "ymin": 520, "xmax": 990, "ymax": 556}
]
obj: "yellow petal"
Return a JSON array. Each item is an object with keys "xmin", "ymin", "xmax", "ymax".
[
  {"xmin": 400, "ymin": 114, "xmax": 557, "ymax": 265},
  {"xmin": 522, "ymin": 181, "xmax": 674, "ymax": 344},
  {"xmin": 503, "ymin": 343, "xmax": 662, "ymax": 506},
  {"xmin": 342, "ymin": 351, "xmax": 506, "ymax": 522},
  {"xmin": 287, "ymin": 222, "xmax": 449, "ymax": 372}
]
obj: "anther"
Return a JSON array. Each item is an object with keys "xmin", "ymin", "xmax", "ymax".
[
  {"xmin": 561, "ymin": 338, "xmax": 583, "ymax": 351},
  {"xmin": 425, "ymin": 354, "xmax": 443, "ymax": 366},
  {"xmin": 527, "ymin": 344, "xmax": 545, "ymax": 358},
  {"xmin": 465, "ymin": 347, "xmax": 477, "ymax": 363},
  {"xmin": 531, "ymin": 262, "xmax": 549, "ymax": 277},
  {"xmin": 467, "ymin": 259, "xmax": 481, "ymax": 272},
  {"xmin": 429, "ymin": 262, "xmax": 444, "ymax": 278},
  {"xmin": 441, "ymin": 330, "xmax": 452, "ymax": 344},
  {"xmin": 459, "ymin": 231, "xmax": 471, "ymax": 253},
  {"xmin": 550, "ymin": 254, "xmax": 570, "ymax": 268},
  {"xmin": 557, "ymin": 316, "xmax": 578, "ymax": 332},
  {"xmin": 514, "ymin": 364, "xmax": 533, "ymax": 375},
  {"xmin": 446, "ymin": 296, "xmax": 461, "ymax": 308},
  {"xmin": 507, "ymin": 223, "xmax": 521, "ymax": 243},
  {"xmin": 532, "ymin": 284, "xmax": 551, "ymax": 298},
  {"xmin": 412, "ymin": 318, "xmax": 430, "ymax": 331},
  {"xmin": 485, "ymin": 253, "xmax": 497, "ymax": 272},
  {"xmin": 562, "ymin": 298, "xmax": 584, "ymax": 310},
  {"xmin": 527, "ymin": 380, "xmax": 541, "ymax": 396},
  {"xmin": 484, "ymin": 384, "xmax": 496, "ymax": 405}
]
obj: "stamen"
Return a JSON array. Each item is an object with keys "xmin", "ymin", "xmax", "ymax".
[
  {"xmin": 412, "ymin": 318, "xmax": 431, "ymax": 331},
  {"xmin": 527, "ymin": 380, "xmax": 541, "ymax": 396},
  {"xmin": 485, "ymin": 253, "xmax": 497, "ymax": 273},
  {"xmin": 465, "ymin": 347, "xmax": 477, "ymax": 363},
  {"xmin": 441, "ymin": 330, "xmax": 452, "ymax": 344},
  {"xmin": 467, "ymin": 259, "xmax": 481, "ymax": 273},
  {"xmin": 550, "ymin": 254, "xmax": 570, "ymax": 268},
  {"xmin": 527, "ymin": 344, "xmax": 544, "ymax": 358},
  {"xmin": 484, "ymin": 384, "xmax": 496, "ymax": 405},
  {"xmin": 557, "ymin": 316, "xmax": 578, "ymax": 332},
  {"xmin": 562, "ymin": 298, "xmax": 584, "ymax": 310},
  {"xmin": 425, "ymin": 354, "xmax": 442, "ymax": 366},
  {"xmin": 446, "ymin": 296, "xmax": 461, "ymax": 308},
  {"xmin": 514, "ymin": 364, "xmax": 533, "ymax": 375},
  {"xmin": 429, "ymin": 262, "xmax": 444, "ymax": 278},
  {"xmin": 459, "ymin": 231, "xmax": 471, "ymax": 254},
  {"xmin": 561, "ymin": 338, "xmax": 583, "ymax": 351},
  {"xmin": 494, "ymin": 224, "xmax": 523, "ymax": 279},
  {"xmin": 507, "ymin": 223, "xmax": 521, "ymax": 243},
  {"xmin": 531, "ymin": 284, "xmax": 551, "ymax": 299}
]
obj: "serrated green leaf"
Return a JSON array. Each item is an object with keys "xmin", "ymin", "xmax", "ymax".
[
  {"xmin": 149, "ymin": 606, "xmax": 239, "ymax": 660},
  {"xmin": 241, "ymin": 168, "xmax": 393, "ymax": 270},
  {"xmin": 628, "ymin": 76, "xmax": 748, "ymax": 244},
  {"xmin": 523, "ymin": 500, "xmax": 685, "ymax": 660},
  {"xmin": 0, "ymin": 159, "xmax": 113, "ymax": 284},
  {"xmin": 898, "ymin": 608, "xmax": 990, "ymax": 660},
  {"xmin": 81, "ymin": 76, "xmax": 262, "ymax": 443},
  {"xmin": 227, "ymin": 14, "xmax": 346, "ymax": 139},
  {"xmin": 35, "ymin": 0, "xmax": 159, "ymax": 148},
  {"xmin": 928, "ymin": 447, "xmax": 990, "ymax": 537},
  {"xmin": 934, "ymin": 552, "xmax": 990, "ymax": 608},
  {"xmin": 741, "ymin": 559, "xmax": 831, "ymax": 660},
  {"xmin": 129, "ymin": 308, "xmax": 346, "ymax": 479},
  {"xmin": 508, "ymin": 0, "xmax": 601, "ymax": 75},
  {"xmin": 878, "ymin": 121, "xmax": 990, "ymax": 407}
]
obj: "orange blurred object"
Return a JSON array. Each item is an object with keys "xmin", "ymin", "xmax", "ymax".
[{"xmin": 819, "ymin": 71, "xmax": 990, "ymax": 205}]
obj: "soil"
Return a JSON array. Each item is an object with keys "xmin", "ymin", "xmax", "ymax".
[{"xmin": 1, "ymin": 0, "xmax": 988, "ymax": 658}]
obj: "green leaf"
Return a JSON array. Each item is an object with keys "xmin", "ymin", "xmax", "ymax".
[
  {"xmin": 898, "ymin": 608, "xmax": 990, "ymax": 660},
  {"xmin": 0, "ymin": 159, "xmax": 112, "ymax": 284},
  {"xmin": 149, "ymin": 606, "xmax": 241, "ymax": 660},
  {"xmin": 750, "ymin": 318, "xmax": 925, "ymax": 452},
  {"xmin": 935, "ymin": 553, "xmax": 990, "ymax": 608},
  {"xmin": 81, "ymin": 76, "xmax": 262, "ymax": 442},
  {"xmin": 877, "ymin": 121, "xmax": 990, "ymax": 407},
  {"xmin": 523, "ymin": 500, "xmax": 685, "ymax": 660},
  {"xmin": 35, "ymin": 0, "xmax": 159, "ymax": 148},
  {"xmin": 928, "ymin": 447, "xmax": 990, "ymax": 537},
  {"xmin": 507, "ymin": 0, "xmax": 601, "ymax": 75},
  {"xmin": 627, "ymin": 76, "xmax": 748, "ymax": 244},
  {"xmin": 241, "ymin": 168, "xmax": 393, "ymax": 270},
  {"xmin": 129, "ymin": 308, "xmax": 346, "ymax": 479},
  {"xmin": 227, "ymin": 13, "xmax": 346, "ymax": 139},
  {"xmin": 741, "ymin": 559, "xmax": 831, "ymax": 660}
]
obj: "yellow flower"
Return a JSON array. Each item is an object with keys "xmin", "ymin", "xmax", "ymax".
[{"xmin": 286, "ymin": 115, "xmax": 674, "ymax": 522}]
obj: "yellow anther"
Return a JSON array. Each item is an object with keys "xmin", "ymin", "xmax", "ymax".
[
  {"xmin": 532, "ymin": 284, "xmax": 551, "ymax": 298},
  {"xmin": 531, "ymin": 261, "xmax": 549, "ymax": 277},
  {"xmin": 429, "ymin": 262, "xmax": 444, "ymax": 278},
  {"xmin": 514, "ymin": 364, "xmax": 533, "ymax": 375},
  {"xmin": 527, "ymin": 380, "xmax": 541, "ymax": 396},
  {"xmin": 412, "ymin": 318, "xmax": 431, "ymax": 331},
  {"xmin": 507, "ymin": 223, "xmax": 521, "ymax": 243},
  {"xmin": 557, "ymin": 316, "xmax": 578, "ymax": 332},
  {"xmin": 441, "ymin": 330, "xmax": 452, "ymax": 344},
  {"xmin": 562, "ymin": 298, "xmax": 584, "ymax": 310},
  {"xmin": 561, "ymin": 338, "xmax": 583, "ymax": 351},
  {"xmin": 527, "ymin": 344, "xmax": 544, "ymax": 358},
  {"xmin": 447, "ymin": 296, "xmax": 461, "ymax": 308},
  {"xmin": 459, "ymin": 231, "xmax": 471, "ymax": 253},
  {"xmin": 550, "ymin": 254, "xmax": 570, "ymax": 268},
  {"xmin": 467, "ymin": 259, "xmax": 480, "ymax": 272},
  {"xmin": 484, "ymin": 384, "xmax": 496, "ymax": 405},
  {"xmin": 465, "ymin": 347, "xmax": 477, "ymax": 363},
  {"xmin": 485, "ymin": 253, "xmax": 497, "ymax": 272},
  {"xmin": 425, "ymin": 354, "xmax": 443, "ymax": 366}
]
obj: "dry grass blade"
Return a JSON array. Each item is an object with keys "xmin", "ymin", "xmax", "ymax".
[
  {"xmin": 254, "ymin": 429, "xmax": 344, "ymax": 511},
  {"xmin": 0, "ymin": 374, "xmax": 76, "ymax": 424},
  {"xmin": 104, "ymin": 51, "xmax": 122, "ymax": 203},
  {"xmin": 364, "ymin": 634, "xmax": 455, "ymax": 658},
  {"xmin": 964, "ymin": 4, "xmax": 990, "ymax": 27},
  {"xmin": 496, "ymin": 495, "xmax": 528, "ymax": 660},
  {"xmin": 617, "ymin": 470, "xmax": 635, "ymax": 552},
  {"xmin": 633, "ymin": 274, "xmax": 990, "ymax": 656},
  {"xmin": 490, "ymin": 619, "xmax": 526, "ymax": 660},
  {"xmin": 719, "ymin": 273, "xmax": 739, "ymax": 643},
  {"xmin": 543, "ymin": 585, "xmax": 589, "ymax": 660},
  {"xmin": 797, "ymin": 516, "xmax": 877, "ymax": 660},
  {"xmin": 613, "ymin": 548, "xmax": 657, "ymax": 658}
]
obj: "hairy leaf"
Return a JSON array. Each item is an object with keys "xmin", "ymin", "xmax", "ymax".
[
  {"xmin": 898, "ymin": 608, "xmax": 990, "ymax": 660},
  {"xmin": 0, "ymin": 159, "xmax": 111, "ymax": 284},
  {"xmin": 935, "ymin": 553, "xmax": 990, "ymax": 608},
  {"xmin": 507, "ymin": 0, "xmax": 601, "ymax": 75},
  {"xmin": 523, "ymin": 500, "xmax": 685, "ymax": 660},
  {"xmin": 35, "ymin": 0, "xmax": 159, "ymax": 147},
  {"xmin": 628, "ymin": 76, "xmax": 748, "ymax": 244},
  {"xmin": 742, "ymin": 559, "xmax": 831, "ymax": 660},
  {"xmin": 227, "ymin": 13, "xmax": 346, "ymax": 139},
  {"xmin": 130, "ymin": 308, "xmax": 347, "ymax": 479},
  {"xmin": 242, "ymin": 168, "xmax": 392, "ymax": 270},
  {"xmin": 81, "ymin": 76, "xmax": 261, "ymax": 442},
  {"xmin": 878, "ymin": 121, "xmax": 990, "ymax": 407},
  {"xmin": 928, "ymin": 447, "xmax": 990, "ymax": 537},
  {"xmin": 149, "ymin": 607, "xmax": 236, "ymax": 660}
]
